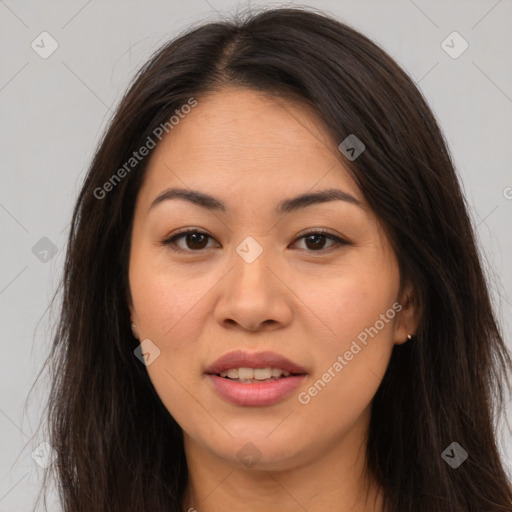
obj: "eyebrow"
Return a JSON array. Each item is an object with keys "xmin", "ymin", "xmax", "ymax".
[{"xmin": 148, "ymin": 187, "xmax": 363, "ymax": 214}]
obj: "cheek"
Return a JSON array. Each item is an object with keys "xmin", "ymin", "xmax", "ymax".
[
  {"xmin": 302, "ymin": 262, "xmax": 399, "ymax": 348},
  {"xmin": 129, "ymin": 243, "xmax": 212, "ymax": 343},
  {"xmin": 129, "ymin": 252, "xmax": 212, "ymax": 431},
  {"xmin": 295, "ymin": 295, "xmax": 397, "ymax": 442},
  {"xmin": 295, "ymin": 261, "xmax": 399, "ymax": 411}
]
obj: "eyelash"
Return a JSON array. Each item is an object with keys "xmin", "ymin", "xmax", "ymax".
[{"xmin": 160, "ymin": 228, "xmax": 349, "ymax": 254}]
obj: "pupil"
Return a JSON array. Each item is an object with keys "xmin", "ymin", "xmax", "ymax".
[
  {"xmin": 306, "ymin": 234, "xmax": 325, "ymax": 250},
  {"xmin": 188, "ymin": 233, "xmax": 207, "ymax": 249}
]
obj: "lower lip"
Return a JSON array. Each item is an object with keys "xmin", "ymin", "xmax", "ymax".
[{"xmin": 206, "ymin": 374, "xmax": 307, "ymax": 406}]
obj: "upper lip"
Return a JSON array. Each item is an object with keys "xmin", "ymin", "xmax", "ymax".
[{"xmin": 205, "ymin": 350, "xmax": 308, "ymax": 375}]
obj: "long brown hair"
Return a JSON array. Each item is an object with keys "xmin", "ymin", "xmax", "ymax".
[{"xmin": 34, "ymin": 7, "xmax": 512, "ymax": 511}]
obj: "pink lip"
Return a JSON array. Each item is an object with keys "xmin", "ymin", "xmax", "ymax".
[
  {"xmin": 204, "ymin": 350, "xmax": 308, "ymax": 375},
  {"xmin": 204, "ymin": 350, "xmax": 308, "ymax": 407},
  {"xmin": 207, "ymin": 374, "xmax": 307, "ymax": 406}
]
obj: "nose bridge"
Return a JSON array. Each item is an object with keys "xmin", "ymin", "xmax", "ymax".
[
  {"xmin": 215, "ymin": 234, "xmax": 285, "ymax": 327},
  {"xmin": 213, "ymin": 224, "xmax": 296, "ymax": 331},
  {"xmin": 232, "ymin": 235, "xmax": 272, "ymax": 289}
]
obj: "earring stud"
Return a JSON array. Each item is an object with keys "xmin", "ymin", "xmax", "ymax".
[{"xmin": 407, "ymin": 334, "xmax": 412, "ymax": 340}]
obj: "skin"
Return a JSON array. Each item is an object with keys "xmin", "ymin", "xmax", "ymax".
[{"xmin": 128, "ymin": 87, "xmax": 418, "ymax": 512}]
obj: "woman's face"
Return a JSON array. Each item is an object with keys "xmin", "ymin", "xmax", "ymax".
[{"xmin": 128, "ymin": 87, "xmax": 416, "ymax": 471}]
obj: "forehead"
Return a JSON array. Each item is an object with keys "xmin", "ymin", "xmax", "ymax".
[{"xmin": 137, "ymin": 87, "xmax": 363, "ymax": 210}]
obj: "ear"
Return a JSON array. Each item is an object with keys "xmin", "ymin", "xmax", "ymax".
[{"xmin": 394, "ymin": 281, "xmax": 420, "ymax": 345}]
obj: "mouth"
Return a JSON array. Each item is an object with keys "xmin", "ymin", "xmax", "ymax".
[{"xmin": 204, "ymin": 350, "xmax": 308, "ymax": 406}]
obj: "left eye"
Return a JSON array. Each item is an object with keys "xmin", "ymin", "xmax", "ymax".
[
  {"xmin": 294, "ymin": 231, "xmax": 348, "ymax": 252},
  {"xmin": 162, "ymin": 230, "xmax": 218, "ymax": 252},
  {"xmin": 161, "ymin": 229, "xmax": 348, "ymax": 253}
]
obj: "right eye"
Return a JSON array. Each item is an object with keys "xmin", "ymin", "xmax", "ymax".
[{"xmin": 160, "ymin": 229, "xmax": 219, "ymax": 253}]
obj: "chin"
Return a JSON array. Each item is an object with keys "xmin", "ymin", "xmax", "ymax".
[{"xmin": 211, "ymin": 435, "xmax": 307, "ymax": 471}]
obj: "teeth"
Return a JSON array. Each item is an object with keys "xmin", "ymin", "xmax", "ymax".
[
  {"xmin": 218, "ymin": 367, "xmax": 292, "ymax": 380},
  {"xmin": 226, "ymin": 368, "xmax": 238, "ymax": 379},
  {"xmin": 253, "ymin": 368, "xmax": 271, "ymax": 380},
  {"xmin": 272, "ymin": 368, "xmax": 284, "ymax": 377},
  {"xmin": 239, "ymin": 367, "xmax": 254, "ymax": 380}
]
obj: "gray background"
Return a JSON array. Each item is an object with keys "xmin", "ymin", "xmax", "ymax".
[{"xmin": 1, "ymin": 0, "xmax": 511, "ymax": 509}]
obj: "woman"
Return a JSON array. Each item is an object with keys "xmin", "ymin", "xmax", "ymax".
[{"xmin": 38, "ymin": 7, "xmax": 512, "ymax": 512}]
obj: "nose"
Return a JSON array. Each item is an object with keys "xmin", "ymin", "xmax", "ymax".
[{"xmin": 213, "ymin": 242, "xmax": 293, "ymax": 333}]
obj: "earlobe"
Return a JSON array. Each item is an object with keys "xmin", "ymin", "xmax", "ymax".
[
  {"xmin": 394, "ymin": 283, "xmax": 420, "ymax": 345},
  {"xmin": 128, "ymin": 301, "xmax": 139, "ymax": 339},
  {"xmin": 130, "ymin": 321, "xmax": 139, "ymax": 340}
]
